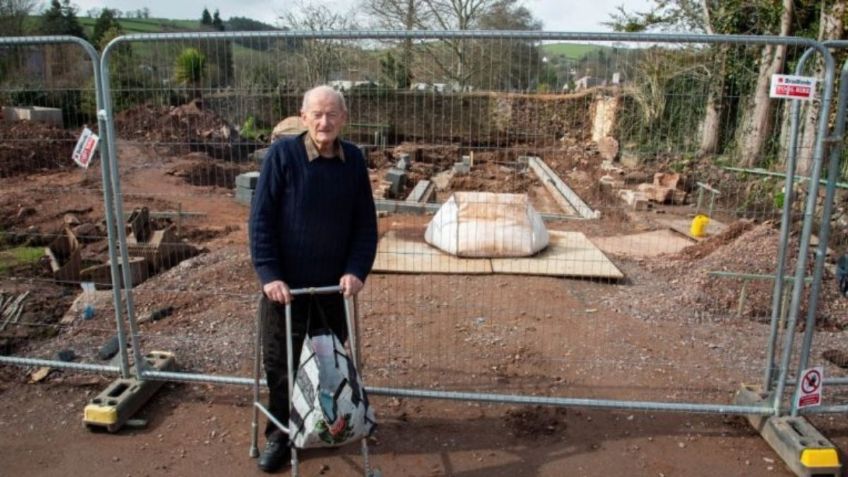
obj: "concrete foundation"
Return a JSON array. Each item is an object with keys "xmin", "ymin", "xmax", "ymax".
[{"xmin": 734, "ymin": 385, "xmax": 842, "ymax": 477}]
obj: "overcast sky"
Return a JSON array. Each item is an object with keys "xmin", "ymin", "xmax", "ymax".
[{"xmin": 66, "ymin": 0, "xmax": 652, "ymax": 32}]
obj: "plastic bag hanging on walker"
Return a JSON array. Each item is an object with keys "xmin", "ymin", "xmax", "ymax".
[{"xmin": 289, "ymin": 301, "xmax": 376, "ymax": 448}]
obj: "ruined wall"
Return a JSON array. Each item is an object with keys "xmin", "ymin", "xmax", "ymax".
[{"xmin": 204, "ymin": 90, "xmax": 597, "ymax": 147}]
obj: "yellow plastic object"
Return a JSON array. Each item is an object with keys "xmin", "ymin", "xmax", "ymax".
[
  {"xmin": 800, "ymin": 448, "xmax": 840, "ymax": 468},
  {"xmin": 690, "ymin": 214, "xmax": 710, "ymax": 238},
  {"xmin": 83, "ymin": 403, "xmax": 118, "ymax": 426}
]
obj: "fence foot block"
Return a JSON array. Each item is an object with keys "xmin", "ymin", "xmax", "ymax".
[
  {"xmin": 734, "ymin": 384, "xmax": 842, "ymax": 477},
  {"xmin": 83, "ymin": 351, "xmax": 177, "ymax": 432}
]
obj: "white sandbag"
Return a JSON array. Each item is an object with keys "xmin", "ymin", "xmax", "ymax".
[{"xmin": 424, "ymin": 192, "xmax": 549, "ymax": 257}]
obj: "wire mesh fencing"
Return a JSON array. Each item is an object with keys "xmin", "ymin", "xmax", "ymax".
[
  {"xmin": 788, "ymin": 41, "xmax": 848, "ymax": 416},
  {"xmin": 0, "ymin": 36, "xmax": 130, "ymax": 379},
  {"xmin": 67, "ymin": 30, "xmax": 839, "ymax": 414}
]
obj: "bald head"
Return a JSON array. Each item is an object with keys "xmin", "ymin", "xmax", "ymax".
[
  {"xmin": 300, "ymin": 85, "xmax": 348, "ymax": 154},
  {"xmin": 302, "ymin": 85, "xmax": 347, "ymax": 113}
]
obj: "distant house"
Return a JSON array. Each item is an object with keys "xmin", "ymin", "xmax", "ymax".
[
  {"xmin": 410, "ymin": 82, "xmax": 446, "ymax": 93},
  {"xmin": 329, "ymin": 80, "xmax": 380, "ymax": 91},
  {"xmin": 574, "ymin": 76, "xmax": 603, "ymax": 91},
  {"xmin": 329, "ymin": 80, "xmax": 354, "ymax": 91},
  {"xmin": 410, "ymin": 82, "xmax": 473, "ymax": 93},
  {"xmin": 611, "ymin": 72, "xmax": 623, "ymax": 86}
]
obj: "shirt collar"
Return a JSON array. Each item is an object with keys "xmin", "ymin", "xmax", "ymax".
[{"xmin": 302, "ymin": 132, "xmax": 345, "ymax": 162}]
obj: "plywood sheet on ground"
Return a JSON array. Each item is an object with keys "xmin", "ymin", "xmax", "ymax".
[
  {"xmin": 491, "ymin": 231, "xmax": 624, "ymax": 279},
  {"xmin": 374, "ymin": 230, "xmax": 623, "ymax": 280},
  {"xmin": 654, "ymin": 216, "xmax": 727, "ymax": 242},
  {"xmin": 590, "ymin": 229, "xmax": 694, "ymax": 258},
  {"xmin": 373, "ymin": 230, "xmax": 492, "ymax": 274}
]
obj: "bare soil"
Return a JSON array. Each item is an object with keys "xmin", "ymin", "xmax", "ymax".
[{"xmin": 2, "ymin": 121, "xmax": 848, "ymax": 476}]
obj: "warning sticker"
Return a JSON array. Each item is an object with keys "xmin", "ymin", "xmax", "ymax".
[
  {"xmin": 770, "ymin": 74, "xmax": 817, "ymax": 101},
  {"xmin": 72, "ymin": 127, "xmax": 99, "ymax": 169},
  {"xmin": 796, "ymin": 366, "xmax": 823, "ymax": 409}
]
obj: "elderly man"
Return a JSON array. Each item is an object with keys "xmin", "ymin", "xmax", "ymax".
[{"xmin": 249, "ymin": 85, "xmax": 378, "ymax": 472}]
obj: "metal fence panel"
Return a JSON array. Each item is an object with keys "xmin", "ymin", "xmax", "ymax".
[
  {"xmin": 0, "ymin": 36, "xmax": 130, "ymax": 380},
  {"xmin": 791, "ymin": 41, "xmax": 848, "ymax": 416},
  {"xmin": 90, "ymin": 31, "xmax": 841, "ymax": 419}
]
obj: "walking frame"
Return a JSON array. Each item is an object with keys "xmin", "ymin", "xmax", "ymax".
[{"xmin": 249, "ymin": 285, "xmax": 376, "ymax": 476}]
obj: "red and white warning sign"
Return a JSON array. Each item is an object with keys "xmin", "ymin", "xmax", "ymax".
[
  {"xmin": 71, "ymin": 127, "xmax": 99, "ymax": 169},
  {"xmin": 796, "ymin": 366, "xmax": 823, "ymax": 409},
  {"xmin": 770, "ymin": 74, "xmax": 817, "ymax": 101}
]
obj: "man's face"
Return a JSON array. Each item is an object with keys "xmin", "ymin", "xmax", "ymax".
[{"xmin": 301, "ymin": 91, "xmax": 347, "ymax": 147}]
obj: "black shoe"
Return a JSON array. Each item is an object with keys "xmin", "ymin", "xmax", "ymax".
[{"xmin": 258, "ymin": 440, "xmax": 291, "ymax": 473}]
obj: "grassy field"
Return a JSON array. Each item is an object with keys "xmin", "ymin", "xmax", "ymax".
[{"xmin": 541, "ymin": 42, "xmax": 607, "ymax": 60}]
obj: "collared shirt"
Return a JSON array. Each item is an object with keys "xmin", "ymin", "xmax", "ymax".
[{"xmin": 303, "ymin": 132, "xmax": 346, "ymax": 162}]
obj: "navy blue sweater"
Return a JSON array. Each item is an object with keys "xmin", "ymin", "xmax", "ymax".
[{"xmin": 249, "ymin": 135, "xmax": 378, "ymax": 288}]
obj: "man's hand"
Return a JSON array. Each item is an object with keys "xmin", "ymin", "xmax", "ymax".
[
  {"xmin": 263, "ymin": 280, "xmax": 292, "ymax": 304},
  {"xmin": 339, "ymin": 274, "xmax": 363, "ymax": 297}
]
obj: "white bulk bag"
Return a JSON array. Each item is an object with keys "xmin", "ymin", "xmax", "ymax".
[{"xmin": 424, "ymin": 192, "xmax": 549, "ymax": 257}]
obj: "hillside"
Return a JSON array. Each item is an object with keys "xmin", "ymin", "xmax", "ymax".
[
  {"xmin": 28, "ymin": 16, "xmax": 279, "ymax": 36},
  {"xmin": 541, "ymin": 42, "xmax": 607, "ymax": 60}
]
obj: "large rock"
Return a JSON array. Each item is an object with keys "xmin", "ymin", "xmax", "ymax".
[{"xmin": 271, "ymin": 116, "xmax": 306, "ymax": 141}]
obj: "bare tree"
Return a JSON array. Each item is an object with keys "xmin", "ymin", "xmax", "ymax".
[
  {"xmin": 279, "ymin": 1, "xmax": 358, "ymax": 87},
  {"xmin": 361, "ymin": 0, "xmax": 430, "ymax": 86},
  {"xmin": 0, "ymin": 0, "xmax": 38, "ymax": 37}
]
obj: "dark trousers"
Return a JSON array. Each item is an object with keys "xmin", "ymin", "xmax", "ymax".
[{"xmin": 260, "ymin": 293, "xmax": 349, "ymax": 442}]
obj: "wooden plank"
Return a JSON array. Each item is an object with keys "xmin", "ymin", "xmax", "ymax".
[
  {"xmin": 589, "ymin": 229, "xmax": 693, "ymax": 258},
  {"xmin": 654, "ymin": 216, "xmax": 728, "ymax": 242},
  {"xmin": 372, "ymin": 231, "xmax": 492, "ymax": 274},
  {"xmin": 374, "ymin": 229, "xmax": 623, "ymax": 279},
  {"xmin": 491, "ymin": 231, "xmax": 623, "ymax": 279}
]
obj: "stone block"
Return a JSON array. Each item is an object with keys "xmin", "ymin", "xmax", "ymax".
[
  {"xmin": 384, "ymin": 168, "xmax": 407, "ymax": 197},
  {"xmin": 235, "ymin": 186, "xmax": 254, "ymax": 205},
  {"xmin": 396, "ymin": 153, "xmax": 411, "ymax": 171},
  {"xmin": 599, "ymin": 175, "xmax": 624, "ymax": 189},
  {"xmin": 653, "ymin": 172, "xmax": 681, "ymax": 189},
  {"xmin": 637, "ymin": 183, "xmax": 674, "ymax": 203},
  {"xmin": 453, "ymin": 162, "xmax": 470, "ymax": 175},
  {"xmin": 600, "ymin": 160, "xmax": 624, "ymax": 175},
  {"xmin": 619, "ymin": 189, "xmax": 650, "ymax": 211},
  {"xmin": 598, "ymin": 136, "xmax": 620, "ymax": 161},
  {"xmin": 235, "ymin": 171, "xmax": 260, "ymax": 189}
]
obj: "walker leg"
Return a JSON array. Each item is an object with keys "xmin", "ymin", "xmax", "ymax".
[{"xmin": 250, "ymin": 294, "xmax": 263, "ymax": 458}]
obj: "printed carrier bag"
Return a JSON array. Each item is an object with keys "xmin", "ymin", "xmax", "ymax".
[{"xmin": 289, "ymin": 329, "xmax": 376, "ymax": 448}]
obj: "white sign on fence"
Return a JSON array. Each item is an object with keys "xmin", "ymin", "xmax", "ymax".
[
  {"xmin": 72, "ymin": 127, "xmax": 99, "ymax": 169},
  {"xmin": 796, "ymin": 366, "xmax": 823, "ymax": 409},
  {"xmin": 769, "ymin": 74, "xmax": 817, "ymax": 101}
]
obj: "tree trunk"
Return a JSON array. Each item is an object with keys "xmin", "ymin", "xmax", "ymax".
[
  {"xmin": 796, "ymin": 0, "xmax": 846, "ymax": 175},
  {"xmin": 737, "ymin": 0, "xmax": 793, "ymax": 167},
  {"xmin": 698, "ymin": 46, "xmax": 727, "ymax": 156}
]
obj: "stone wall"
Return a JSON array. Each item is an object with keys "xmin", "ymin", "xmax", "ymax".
[{"xmin": 204, "ymin": 90, "xmax": 598, "ymax": 147}]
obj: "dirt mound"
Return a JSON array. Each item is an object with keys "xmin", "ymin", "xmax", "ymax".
[
  {"xmin": 167, "ymin": 153, "xmax": 252, "ymax": 188},
  {"xmin": 115, "ymin": 100, "xmax": 260, "ymax": 161},
  {"xmin": 657, "ymin": 222, "xmax": 848, "ymax": 327},
  {"xmin": 0, "ymin": 121, "xmax": 78, "ymax": 177},
  {"xmin": 448, "ymin": 160, "xmax": 534, "ymax": 194},
  {"xmin": 678, "ymin": 219, "xmax": 757, "ymax": 260},
  {"xmin": 677, "ymin": 223, "xmax": 798, "ymax": 319}
]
